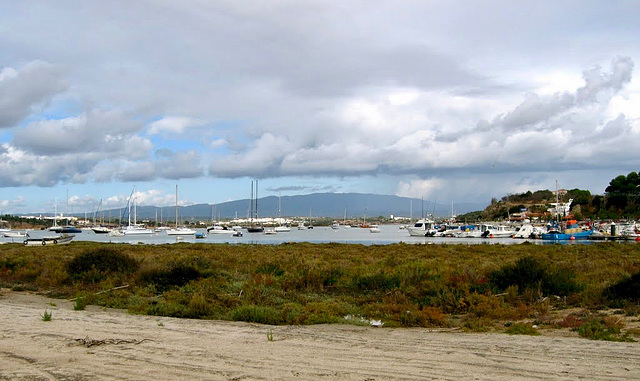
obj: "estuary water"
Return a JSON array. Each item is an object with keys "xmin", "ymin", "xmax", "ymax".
[{"xmin": 0, "ymin": 224, "xmax": 596, "ymax": 246}]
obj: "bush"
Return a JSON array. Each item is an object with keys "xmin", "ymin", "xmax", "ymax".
[
  {"xmin": 490, "ymin": 256, "xmax": 546, "ymax": 293},
  {"xmin": 489, "ymin": 256, "xmax": 581, "ymax": 297},
  {"xmin": 353, "ymin": 271, "xmax": 400, "ymax": 291},
  {"xmin": 505, "ymin": 322, "xmax": 540, "ymax": 335},
  {"xmin": 231, "ymin": 305, "xmax": 282, "ymax": 325},
  {"xmin": 140, "ymin": 265, "xmax": 201, "ymax": 292},
  {"xmin": 577, "ymin": 318, "xmax": 634, "ymax": 342},
  {"xmin": 604, "ymin": 272, "xmax": 640, "ymax": 305},
  {"xmin": 67, "ymin": 248, "xmax": 138, "ymax": 283}
]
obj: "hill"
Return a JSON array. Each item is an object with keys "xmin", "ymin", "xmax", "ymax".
[{"xmin": 93, "ymin": 193, "xmax": 484, "ymax": 221}]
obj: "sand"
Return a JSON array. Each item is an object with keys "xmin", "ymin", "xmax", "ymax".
[{"xmin": 1, "ymin": 289, "xmax": 638, "ymax": 380}]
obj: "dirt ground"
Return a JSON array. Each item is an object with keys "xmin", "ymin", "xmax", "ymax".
[{"xmin": 1, "ymin": 289, "xmax": 638, "ymax": 380}]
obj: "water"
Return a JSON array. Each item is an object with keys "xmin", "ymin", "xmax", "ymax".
[{"xmin": 1, "ymin": 225, "xmax": 605, "ymax": 246}]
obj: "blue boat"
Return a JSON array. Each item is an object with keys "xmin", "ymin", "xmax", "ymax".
[
  {"xmin": 541, "ymin": 219, "xmax": 593, "ymax": 240},
  {"xmin": 541, "ymin": 229, "xmax": 594, "ymax": 240}
]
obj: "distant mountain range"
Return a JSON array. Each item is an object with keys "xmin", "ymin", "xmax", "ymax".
[{"xmin": 77, "ymin": 193, "xmax": 485, "ymax": 221}]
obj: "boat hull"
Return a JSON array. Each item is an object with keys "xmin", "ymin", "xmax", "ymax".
[
  {"xmin": 24, "ymin": 234, "xmax": 74, "ymax": 246},
  {"xmin": 166, "ymin": 228, "xmax": 196, "ymax": 236},
  {"xmin": 541, "ymin": 230, "xmax": 594, "ymax": 240}
]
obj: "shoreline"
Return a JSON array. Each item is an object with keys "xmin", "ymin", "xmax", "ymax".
[{"xmin": 1, "ymin": 290, "xmax": 638, "ymax": 380}]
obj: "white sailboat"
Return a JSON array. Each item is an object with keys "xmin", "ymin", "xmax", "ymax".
[
  {"xmin": 167, "ymin": 185, "xmax": 196, "ymax": 236},
  {"xmin": 274, "ymin": 193, "xmax": 290, "ymax": 232},
  {"xmin": 122, "ymin": 187, "xmax": 153, "ymax": 235}
]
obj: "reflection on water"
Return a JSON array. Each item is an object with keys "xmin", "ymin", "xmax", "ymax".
[{"xmin": 1, "ymin": 224, "xmax": 607, "ymax": 246}]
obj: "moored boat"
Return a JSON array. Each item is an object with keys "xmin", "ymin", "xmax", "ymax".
[
  {"xmin": 406, "ymin": 218, "xmax": 437, "ymax": 237},
  {"xmin": 3, "ymin": 231, "xmax": 29, "ymax": 238},
  {"xmin": 24, "ymin": 234, "xmax": 74, "ymax": 246},
  {"xmin": 91, "ymin": 226, "xmax": 111, "ymax": 234},
  {"xmin": 541, "ymin": 219, "xmax": 593, "ymax": 240}
]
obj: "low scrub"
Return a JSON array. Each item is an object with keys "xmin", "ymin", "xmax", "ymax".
[
  {"xmin": 603, "ymin": 272, "xmax": 640, "ymax": 306},
  {"xmin": 577, "ymin": 318, "xmax": 634, "ymax": 342},
  {"xmin": 67, "ymin": 248, "xmax": 138, "ymax": 283},
  {"xmin": 505, "ymin": 322, "xmax": 540, "ymax": 335},
  {"xmin": 231, "ymin": 305, "xmax": 282, "ymax": 325},
  {"xmin": 139, "ymin": 264, "xmax": 201, "ymax": 292},
  {"xmin": 0, "ymin": 241, "xmax": 639, "ymax": 338},
  {"xmin": 489, "ymin": 256, "xmax": 582, "ymax": 297}
]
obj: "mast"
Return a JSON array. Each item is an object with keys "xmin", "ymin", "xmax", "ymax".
[
  {"xmin": 410, "ymin": 199, "xmax": 413, "ymax": 221},
  {"xmin": 255, "ymin": 179, "xmax": 259, "ymax": 221},
  {"xmin": 175, "ymin": 184, "xmax": 179, "ymax": 228},
  {"xmin": 250, "ymin": 181, "xmax": 254, "ymax": 224}
]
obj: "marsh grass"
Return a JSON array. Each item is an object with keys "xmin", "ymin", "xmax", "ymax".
[{"xmin": 1, "ymin": 241, "xmax": 639, "ymax": 333}]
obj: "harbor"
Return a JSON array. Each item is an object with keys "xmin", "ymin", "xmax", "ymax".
[{"xmin": 2, "ymin": 222, "xmax": 638, "ymax": 246}]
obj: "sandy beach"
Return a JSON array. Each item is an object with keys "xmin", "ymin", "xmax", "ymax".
[{"xmin": 1, "ymin": 289, "xmax": 638, "ymax": 380}]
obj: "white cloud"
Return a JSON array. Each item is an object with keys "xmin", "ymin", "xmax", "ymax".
[
  {"xmin": 0, "ymin": 196, "xmax": 26, "ymax": 212},
  {"xmin": 148, "ymin": 116, "xmax": 201, "ymax": 134},
  {"xmin": 396, "ymin": 178, "xmax": 445, "ymax": 199},
  {"xmin": 13, "ymin": 109, "xmax": 149, "ymax": 156}
]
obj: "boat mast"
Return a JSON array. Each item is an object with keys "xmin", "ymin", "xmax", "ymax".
[
  {"xmin": 255, "ymin": 179, "xmax": 259, "ymax": 221},
  {"xmin": 250, "ymin": 181, "xmax": 254, "ymax": 224},
  {"xmin": 175, "ymin": 184, "xmax": 179, "ymax": 228},
  {"xmin": 410, "ymin": 199, "xmax": 413, "ymax": 221}
]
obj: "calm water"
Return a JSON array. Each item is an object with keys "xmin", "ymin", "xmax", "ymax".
[{"xmin": 1, "ymin": 224, "xmax": 603, "ymax": 246}]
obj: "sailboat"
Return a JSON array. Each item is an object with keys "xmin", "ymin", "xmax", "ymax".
[
  {"xmin": 122, "ymin": 187, "xmax": 153, "ymax": 235},
  {"xmin": 342, "ymin": 206, "xmax": 351, "ymax": 228},
  {"xmin": 48, "ymin": 199, "xmax": 62, "ymax": 232},
  {"xmin": 167, "ymin": 185, "xmax": 196, "ymax": 236},
  {"xmin": 247, "ymin": 180, "xmax": 264, "ymax": 233},
  {"xmin": 274, "ymin": 193, "xmax": 290, "ymax": 232},
  {"xmin": 91, "ymin": 200, "xmax": 110, "ymax": 234}
]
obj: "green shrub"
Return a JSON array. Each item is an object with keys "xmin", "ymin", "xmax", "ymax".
[
  {"xmin": 140, "ymin": 264, "xmax": 201, "ymax": 292},
  {"xmin": 489, "ymin": 256, "xmax": 581, "ymax": 297},
  {"xmin": 577, "ymin": 318, "xmax": 634, "ymax": 342},
  {"xmin": 543, "ymin": 268, "xmax": 583, "ymax": 296},
  {"xmin": 231, "ymin": 305, "xmax": 282, "ymax": 325},
  {"xmin": 74, "ymin": 296, "xmax": 88, "ymax": 311},
  {"xmin": 67, "ymin": 248, "xmax": 138, "ymax": 283},
  {"xmin": 505, "ymin": 322, "xmax": 540, "ymax": 335},
  {"xmin": 490, "ymin": 256, "xmax": 546, "ymax": 293},
  {"xmin": 604, "ymin": 272, "xmax": 640, "ymax": 305},
  {"xmin": 256, "ymin": 263, "xmax": 285, "ymax": 277},
  {"xmin": 41, "ymin": 309, "xmax": 52, "ymax": 321},
  {"xmin": 353, "ymin": 271, "xmax": 400, "ymax": 291}
]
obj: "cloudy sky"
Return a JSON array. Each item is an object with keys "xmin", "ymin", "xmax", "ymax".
[{"xmin": 1, "ymin": 1, "xmax": 639, "ymax": 215}]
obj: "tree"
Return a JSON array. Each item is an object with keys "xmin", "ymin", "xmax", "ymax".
[{"xmin": 605, "ymin": 172, "xmax": 640, "ymax": 195}]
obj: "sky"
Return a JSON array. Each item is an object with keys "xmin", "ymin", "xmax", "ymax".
[{"xmin": 1, "ymin": 1, "xmax": 639, "ymax": 215}]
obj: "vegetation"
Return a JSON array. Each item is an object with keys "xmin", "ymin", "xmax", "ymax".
[
  {"xmin": 41, "ymin": 309, "xmax": 52, "ymax": 321},
  {"xmin": 505, "ymin": 322, "xmax": 540, "ymax": 336},
  {"xmin": 1, "ymin": 241, "xmax": 639, "ymax": 339}
]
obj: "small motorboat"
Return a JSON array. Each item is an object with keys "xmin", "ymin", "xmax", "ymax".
[{"xmin": 24, "ymin": 234, "xmax": 75, "ymax": 246}]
